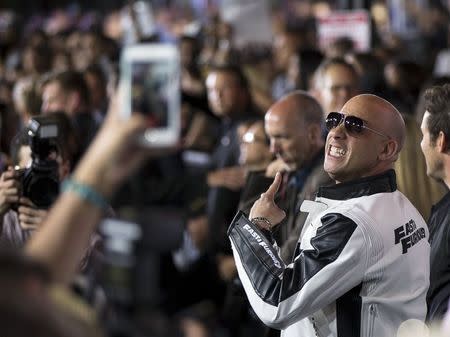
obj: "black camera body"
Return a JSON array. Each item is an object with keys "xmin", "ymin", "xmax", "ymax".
[{"xmin": 22, "ymin": 117, "xmax": 60, "ymax": 209}]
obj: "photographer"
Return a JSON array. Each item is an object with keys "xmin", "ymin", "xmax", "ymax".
[{"xmin": 0, "ymin": 112, "xmax": 75, "ymax": 248}]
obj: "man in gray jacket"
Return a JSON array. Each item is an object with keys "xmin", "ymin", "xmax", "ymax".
[{"xmin": 228, "ymin": 94, "xmax": 430, "ymax": 337}]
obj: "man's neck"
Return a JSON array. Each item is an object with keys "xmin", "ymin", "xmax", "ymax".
[
  {"xmin": 444, "ymin": 160, "xmax": 450, "ymax": 189},
  {"xmin": 299, "ymin": 146, "xmax": 324, "ymax": 171},
  {"xmin": 444, "ymin": 176, "xmax": 450, "ymax": 190}
]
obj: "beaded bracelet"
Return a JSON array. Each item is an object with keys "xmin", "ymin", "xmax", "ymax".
[
  {"xmin": 61, "ymin": 178, "xmax": 109, "ymax": 211},
  {"xmin": 250, "ymin": 217, "xmax": 272, "ymax": 231}
]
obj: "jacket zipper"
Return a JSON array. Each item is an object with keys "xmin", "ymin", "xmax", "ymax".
[
  {"xmin": 367, "ymin": 304, "xmax": 377, "ymax": 337},
  {"xmin": 310, "ymin": 315, "xmax": 321, "ymax": 337}
]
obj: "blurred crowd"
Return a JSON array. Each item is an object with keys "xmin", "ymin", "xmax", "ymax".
[{"xmin": 0, "ymin": 1, "xmax": 449, "ymax": 337}]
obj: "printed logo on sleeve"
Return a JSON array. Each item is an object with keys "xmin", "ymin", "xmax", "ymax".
[
  {"xmin": 243, "ymin": 224, "xmax": 282, "ymax": 269},
  {"xmin": 394, "ymin": 219, "xmax": 426, "ymax": 254}
]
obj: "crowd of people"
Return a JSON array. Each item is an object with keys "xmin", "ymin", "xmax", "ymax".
[{"xmin": 0, "ymin": 1, "xmax": 449, "ymax": 337}]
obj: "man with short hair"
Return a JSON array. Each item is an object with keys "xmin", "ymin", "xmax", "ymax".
[
  {"xmin": 204, "ymin": 64, "xmax": 260, "ymax": 254},
  {"xmin": 41, "ymin": 71, "xmax": 91, "ymax": 117},
  {"xmin": 313, "ymin": 57, "xmax": 360, "ymax": 116},
  {"xmin": 262, "ymin": 91, "xmax": 332, "ymax": 261},
  {"xmin": 419, "ymin": 83, "xmax": 450, "ymax": 323},
  {"xmin": 272, "ymin": 26, "xmax": 310, "ymax": 100},
  {"xmin": 41, "ymin": 71, "xmax": 98, "ymax": 158},
  {"xmin": 228, "ymin": 94, "xmax": 430, "ymax": 337}
]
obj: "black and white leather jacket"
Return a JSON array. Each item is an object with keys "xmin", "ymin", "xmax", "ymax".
[{"xmin": 228, "ymin": 170, "xmax": 430, "ymax": 337}]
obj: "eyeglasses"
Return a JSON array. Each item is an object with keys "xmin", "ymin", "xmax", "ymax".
[
  {"xmin": 325, "ymin": 112, "xmax": 390, "ymax": 139},
  {"xmin": 242, "ymin": 132, "xmax": 269, "ymax": 145}
]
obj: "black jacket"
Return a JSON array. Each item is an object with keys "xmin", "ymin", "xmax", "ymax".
[{"xmin": 427, "ymin": 190, "xmax": 450, "ymax": 322}]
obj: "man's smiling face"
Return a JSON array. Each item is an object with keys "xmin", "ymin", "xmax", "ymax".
[{"xmin": 324, "ymin": 98, "xmax": 393, "ymax": 183}]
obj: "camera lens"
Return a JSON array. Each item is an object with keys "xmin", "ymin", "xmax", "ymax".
[
  {"xmin": 30, "ymin": 177, "xmax": 59, "ymax": 208},
  {"xmin": 24, "ymin": 174, "xmax": 59, "ymax": 208}
]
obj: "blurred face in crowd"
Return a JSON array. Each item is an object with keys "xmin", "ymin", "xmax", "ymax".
[
  {"xmin": 52, "ymin": 51, "xmax": 72, "ymax": 72},
  {"xmin": 206, "ymin": 71, "xmax": 244, "ymax": 118},
  {"xmin": 319, "ymin": 64, "xmax": 359, "ymax": 114},
  {"xmin": 239, "ymin": 121, "xmax": 272, "ymax": 168},
  {"xmin": 41, "ymin": 81, "xmax": 67, "ymax": 114},
  {"xmin": 273, "ymin": 32, "xmax": 302, "ymax": 72},
  {"xmin": 41, "ymin": 81, "xmax": 80, "ymax": 117},
  {"xmin": 420, "ymin": 111, "xmax": 444, "ymax": 182},
  {"xmin": 324, "ymin": 95, "xmax": 400, "ymax": 183},
  {"xmin": 22, "ymin": 46, "xmax": 51, "ymax": 75},
  {"xmin": 265, "ymin": 96, "xmax": 321, "ymax": 171}
]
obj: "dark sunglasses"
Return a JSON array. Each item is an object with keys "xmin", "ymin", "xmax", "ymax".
[{"xmin": 325, "ymin": 112, "xmax": 390, "ymax": 139}]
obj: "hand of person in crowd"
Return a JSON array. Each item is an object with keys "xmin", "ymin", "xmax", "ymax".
[
  {"xmin": 18, "ymin": 197, "xmax": 48, "ymax": 230},
  {"xmin": 265, "ymin": 158, "xmax": 290, "ymax": 177},
  {"xmin": 207, "ymin": 166, "xmax": 246, "ymax": 191},
  {"xmin": 216, "ymin": 254, "xmax": 237, "ymax": 281},
  {"xmin": 0, "ymin": 167, "xmax": 21, "ymax": 217},
  {"xmin": 249, "ymin": 172, "xmax": 286, "ymax": 228},
  {"xmin": 181, "ymin": 69, "xmax": 205, "ymax": 96},
  {"xmin": 186, "ymin": 215, "xmax": 209, "ymax": 250},
  {"xmin": 179, "ymin": 317, "xmax": 209, "ymax": 337}
]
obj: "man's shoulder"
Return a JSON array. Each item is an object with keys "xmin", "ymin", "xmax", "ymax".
[
  {"xmin": 429, "ymin": 191, "xmax": 450, "ymax": 233},
  {"xmin": 431, "ymin": 191, "xmax": 450, "ymax": 215},
  {"xmin": 301, "ymin": 165, "xmax": 333, "ymax": 200}
]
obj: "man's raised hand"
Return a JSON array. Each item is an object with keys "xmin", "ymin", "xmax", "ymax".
[{"xmin": 249, "ymin": 172, "xmax": 286, "ymax": 228}]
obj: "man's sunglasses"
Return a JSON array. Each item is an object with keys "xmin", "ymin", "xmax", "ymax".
[{"xmin": 325, "ymin": 112, "xmax": 390, "ymax": 139}]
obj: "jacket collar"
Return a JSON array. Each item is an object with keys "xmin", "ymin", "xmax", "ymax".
[
  {"xmin": 316, "ymin": 170, "xmax": 397, "ymax": 200},
  {"xmin": 432, "ymin": 190, "xmax": 450, "ymax": 211}
]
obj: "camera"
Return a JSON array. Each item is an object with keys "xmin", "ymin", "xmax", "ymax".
[{"xmin": 21, "ymin": 116, "xmax": 60, "ymax": 209}]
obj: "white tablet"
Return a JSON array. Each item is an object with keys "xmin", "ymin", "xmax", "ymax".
[{"xmin": 120, "ymin": 43, "xmax": 180, "ymax": 147}]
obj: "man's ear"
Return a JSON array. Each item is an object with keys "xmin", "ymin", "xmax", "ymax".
[
  {"xmin": 378, "ymin": 140, "xmax": 398, "ymax": 161},
  {"xmin": 307, "ymin": 123, "xmax": 322, "ymax": 144},
  {"xmin": 436, "ymin": 131, "xmax": 448, "ymax": 153}
]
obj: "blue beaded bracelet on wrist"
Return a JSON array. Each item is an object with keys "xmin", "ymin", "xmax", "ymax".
[{"xmin": 61, "ymin": 178, "xmax": 109, "ymax": 211}]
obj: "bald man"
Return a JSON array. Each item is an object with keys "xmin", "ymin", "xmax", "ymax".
[
  {"xmin": 262, "ymin": 91, "xmax": 333, "ymax": 261},
  {"xmin": 228, "ymin": 94, "xmax": 430, "ymax": 337},
  {"xmin": 265, "ymin": 91, "xmax": 324, "ymax": 173}
]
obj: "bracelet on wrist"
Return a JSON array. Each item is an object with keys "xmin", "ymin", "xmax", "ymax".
[
  {"xmin": 61, "ymin": 178, "xmax": 109, "ymax": 211},
  {"xmin": 250, "ymin": 216, "xmax": 272, "ymax": 231}
]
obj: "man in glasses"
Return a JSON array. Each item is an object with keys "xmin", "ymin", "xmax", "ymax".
[
  {"xmin": 228, "ymin": 94, "xmax": 430, "ymax": 337},
  {"xmin": 419, "ymin": 84, "xmax": 450, "ymax": 324},
  {"xmin": 313, "ymin": 58, "xmax": 360, "ymax": 117}
]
